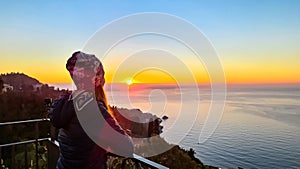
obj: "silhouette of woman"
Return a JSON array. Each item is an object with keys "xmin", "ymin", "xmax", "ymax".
[{"xmin": 50, "ymin": 51, "xmax": 133, "ymax": 169}]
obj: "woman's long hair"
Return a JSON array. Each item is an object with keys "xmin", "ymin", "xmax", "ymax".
[{"xmin": 95, "ymin": 85, "xmax": 115, "ymax": 118}]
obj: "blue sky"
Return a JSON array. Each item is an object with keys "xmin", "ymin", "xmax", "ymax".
[{"xmin": 0, "ymin": 0, "xmax": 299, "ymax": 83}]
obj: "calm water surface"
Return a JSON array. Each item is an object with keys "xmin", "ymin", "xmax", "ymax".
[{"xmin": 52, "ymin": 83, "xmax": 300, "ymax": 168}]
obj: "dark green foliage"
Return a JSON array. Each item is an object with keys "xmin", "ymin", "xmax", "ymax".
[
  {"xmin": 0, "ymin": 74, "xmax": 65, "ymax": 169},
  {"xmin": 0, "ymin": 91, "xmax": 56, "ymax": 122},
  {"xmin": 1, "ymin": 142, "xmax": 48, "ymax": 169},
  {"xmin": 0, "ymin": 87, "xmax": 63, "ymax": 144},
  {"xmin": 135, "ymin": 138, "xmax": 207, "ymax": 169}
]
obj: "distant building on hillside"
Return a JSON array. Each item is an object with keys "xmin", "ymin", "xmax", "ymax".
[
  {"xmin": 2, "ymin": 83, "xmax": 13, "ymax": 92},
  {"xmin": 33, "ymin": 84, "xmax": 43, "ymax": 92}
]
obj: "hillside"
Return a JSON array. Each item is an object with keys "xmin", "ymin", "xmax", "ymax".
[{"xmin": 0, "ymin": 72, "xmax": 41, "ymax": 90}]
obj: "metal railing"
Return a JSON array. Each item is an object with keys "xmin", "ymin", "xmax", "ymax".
[
  {"xmin": 0, "ymin": 118, "xmax": 50, "ymax": 169},
  {"xmin": 0, "ymin": 119, "xmax": 168, "ymax": 169}
]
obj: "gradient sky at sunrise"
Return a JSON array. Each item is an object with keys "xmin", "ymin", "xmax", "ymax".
[{"xmin": 0, "ymin": 0, "xmax": 299, "ymax": 84}]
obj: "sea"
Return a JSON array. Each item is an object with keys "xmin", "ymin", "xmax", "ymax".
[{"xmin": 50, "ymin": 83, "xmax": 300, "ymax": 169}]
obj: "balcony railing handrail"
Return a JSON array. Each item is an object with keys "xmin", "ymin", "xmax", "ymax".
[
  {"xmin": 0, "ymin": 118, "xmax": 49, "ymax": 126},
  {"xmin": 0, "ymin": 138, "xmax": 50, "ymax": 147},
  {"xmin": 131, "ymin": 154, "xmax": 169, "ymax": 169},
  {"xmin": 0, "ymin": 118, "xmax": 169, "ymax": 169}
]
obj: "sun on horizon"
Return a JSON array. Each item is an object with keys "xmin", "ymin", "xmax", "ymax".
[{"xmin": 126, "ymin": 79, "xmax": 133, "ymax": 86}]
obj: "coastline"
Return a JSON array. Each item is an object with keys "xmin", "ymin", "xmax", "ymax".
[{"xmin": 113, "ymin": 106, "xmax": 218, "ymax": 169}]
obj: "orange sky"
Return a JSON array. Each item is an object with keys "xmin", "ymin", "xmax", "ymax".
[
  {"xmin": 1, "ymin": 1, "xmax": 299, "ymax": 85},
  {"xmin": 1, "ymin": 52, "xmax": 299, "ymax": 85}
]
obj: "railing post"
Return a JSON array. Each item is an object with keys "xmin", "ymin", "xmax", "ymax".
[
  {"xmin": 47, "ymin": 141, "xmax": 60, "ymax": 169},
  {"xmin": 25, "ymin": 144, "xmax": 28, "ymax": 169},
  {"xmin": 50, "ymin": 125, "xmax": 56, "ymax": 141},
  {"xmin": 121, "ymin": 158, "xmax": 126, "ymax": 169},
  {"xmin": 35, "ymin": 121, "xmax": 39, "ymax": 169},
  {"xmin": 11, "ymin": 145, "xmax": 15, "ymax": 169}
]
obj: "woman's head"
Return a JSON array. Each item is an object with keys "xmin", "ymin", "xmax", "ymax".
[
  {"xmin": 66, "ymin": 51, "xmax": 105, "ymax": 89},
  {"xmin": 66, "ymin": 51, "xmax": 114, "ymax": 117}
]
